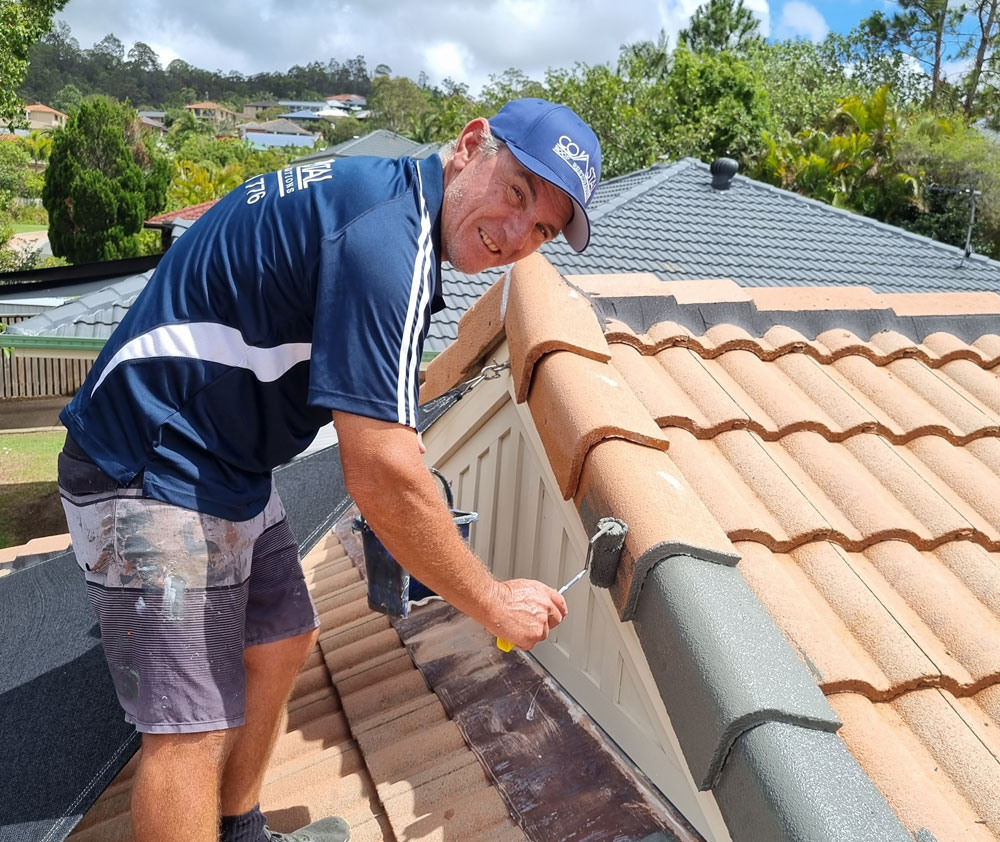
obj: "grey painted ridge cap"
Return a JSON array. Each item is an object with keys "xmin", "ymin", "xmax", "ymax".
[
  {"xmin": 714, "ymin": 721, "xmax": 913, "ymax": 842},
  {"xmin": 632, "ymin": 554, "xmax": 840, "ymax": 791},
  {"xmin": 619, "ymin": 540, "xmax": 740, "ymax": 622}
]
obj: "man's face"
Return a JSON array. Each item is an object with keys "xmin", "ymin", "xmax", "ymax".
[{"xmin": 441, "ymin": 142, "xmax": 574, "ymax": 274}]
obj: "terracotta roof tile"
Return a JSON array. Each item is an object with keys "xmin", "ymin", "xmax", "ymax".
[
  {"xmin": 435, "ymin": 261, "xmax": 1000, "ymax": 841},
  {"xmin": 503, "ymin": 254, "xmax": 611, "ymax": 403},
  {"xmin": 526, "ymin": 350, "xmax": 670, "ymax": 499}
]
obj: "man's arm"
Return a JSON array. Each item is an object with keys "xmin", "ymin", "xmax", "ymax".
[{"xmin": 333, "ymin": 410, "xmax": 567, "ymax": 650}]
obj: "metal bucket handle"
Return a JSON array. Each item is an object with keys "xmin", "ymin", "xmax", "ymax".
[{"xmin": 429, "ymin": 467, "xmax": 454, "ymax": 510}]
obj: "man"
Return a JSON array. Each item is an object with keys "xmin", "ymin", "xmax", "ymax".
[{"xmin": 57, "ymin": 98, "xmax": 601, "ymax": 842}]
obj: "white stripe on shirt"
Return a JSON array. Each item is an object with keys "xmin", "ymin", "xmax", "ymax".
[
  {"xmin": 396, "ymin": 168, "xmax": 432, "ymax": 426},
  {"xmin": 91, "ymin": 322, "xmax": 312, "ymax": 396}
]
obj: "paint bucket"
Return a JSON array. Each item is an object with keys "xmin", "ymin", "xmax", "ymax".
[{"xmin": 353, "ymin": 468, "xmax": 478, "ymax": 617}]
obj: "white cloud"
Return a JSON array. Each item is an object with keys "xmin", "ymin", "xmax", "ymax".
[
  {"xmin": 743, "ymin": 0, "xmax": 772, "ymax": 38},
  {"xmin": 775, "ymin": 1, "xmax": 829, "ymax": 42},
  {"xmin": 56, "ymin": 0, "xmax": 705, "ymax": 96}
]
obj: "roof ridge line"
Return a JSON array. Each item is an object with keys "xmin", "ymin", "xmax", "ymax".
[{"xmin": 588, "ymin": 159, "xmax": 696, "ymax": 224}]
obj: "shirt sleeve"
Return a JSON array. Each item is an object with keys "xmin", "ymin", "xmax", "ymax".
[{"xmin": 308, "ymin": 196, "xmax": 435, "ymax": 428}]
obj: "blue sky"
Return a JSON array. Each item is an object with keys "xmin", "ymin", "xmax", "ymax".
[{"xmin": 56, "ymin": 0, "xmax": 896, "ymax": 96}]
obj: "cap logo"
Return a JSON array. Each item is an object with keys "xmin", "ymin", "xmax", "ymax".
[{"xmin": 552, "ymin": 135, "xmax": 597, "ymax": 202}]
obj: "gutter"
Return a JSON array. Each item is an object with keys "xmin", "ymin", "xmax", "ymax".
[{"xmin": 0, "ymin": 333, "xmax": 106, "ymax": 359}]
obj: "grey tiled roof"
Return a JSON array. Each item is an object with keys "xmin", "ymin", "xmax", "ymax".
[
  {"xmin": 7, "ymin": 272, "xmax": 151, "ymax": 339},
  {"xmin": 430, "ymin": 157, "xmax": 1000, "ymax": 351},
  {"xmin": 293, "ymin": 130, "xmax": 438, "ymax": 164}
]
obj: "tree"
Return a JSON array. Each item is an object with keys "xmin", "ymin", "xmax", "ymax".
[
  {"xmin": 52, "ymin": 82, "xmax": 85, "ymax": 114},
  {"xmin": 860, "ymin": 1, "xmax": 964, "ymax": 106},
  {"xmin": 0, "ymin": 0, "xmax": 70, "ymax": 125},
  {"xmin": 658, "ymin": 45, "xmax": 773, "ymax": 166},
  {"xmin": 369, "ymin": 75, "xmax": 431, "ymax": 135},
  {"xmin": 21, "ymin": 130, "xmax": 52, "ymax": 168},
  {"xmin": 962, "ymin": 0, "xmax": 1000, "ymax": 116},
  {"xmin": 42, "ymin": 97, "xmax": 170, "ymax": 263},
  {"xmin": 680, "ymin": 0, "xmax": 764, "ymax": 54},
  {"xmin": 754, "ymin": 86, "xmax": 919, "ymax": 224},
  {"xmin": 619, "ymin": 29, "xmax": 672, "ymax": 81}
]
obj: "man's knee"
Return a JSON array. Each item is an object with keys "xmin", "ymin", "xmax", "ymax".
[{"xmin": 140, "ymin": 728, "xmax": 240, "ymax": 769}]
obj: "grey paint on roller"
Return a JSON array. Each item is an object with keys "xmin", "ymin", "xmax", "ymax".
[
  {"xmin": 631, "ymin": 554, "xmax": 840, "ymax": 790},
  {"xmin": 585, "ymin": 517, "xmax": 629, "ymax": 589},
  {"xmin": 713, "ymin": 722, "xmax": 913, "ymax": 842}
]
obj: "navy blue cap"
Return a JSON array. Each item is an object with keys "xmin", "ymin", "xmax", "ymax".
[{"xmin": 487, "ymin": 98, "xmax": 601, "ymax": 252}]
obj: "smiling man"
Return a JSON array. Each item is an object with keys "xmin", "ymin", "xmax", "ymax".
[{"xmin": 57, "ymin": 98, "xmax": 601, "ymax": 842}]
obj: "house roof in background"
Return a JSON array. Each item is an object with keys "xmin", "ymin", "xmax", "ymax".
[
  {"xmin": 293, "ymin": 130, "xmax": 437, "ymax": 165},
  {"xmin": 421, "ymin": 255, "xmax": 1000, "ymax": 842},
  {"xmin": 244, "ymin": 132, "xmax": 319, "ymax": 149},
  {"xmin": 25, "ymin": 103, "xmax": 67, "ymax": 117},
  {"xmin": 145, "ymin": 200, "xmax": 219, "ymax": 228},
  {"xmin": 242, "ymin": 118, "xmax": 315, "ymax": 136},
  {"xmin": 280, "ymin": 109, "xmax": 323, "ymax": 120}
]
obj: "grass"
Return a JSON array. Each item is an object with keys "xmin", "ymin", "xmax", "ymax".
[
  {"xmin": 10, "ymin": 223, "xmax": 47, "ymax": 234},
  {"xmin": 0, "ymin": 431, "xmax": 66, "ymax": 550}
]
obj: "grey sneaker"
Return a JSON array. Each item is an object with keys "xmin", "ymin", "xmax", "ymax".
[{"xmin": 264, "ymin": 816, "xmax": 350, "ymax": 842}]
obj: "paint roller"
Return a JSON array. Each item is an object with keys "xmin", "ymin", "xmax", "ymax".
[{"xmin": 497, "ymin": 517, "xmax": 628, "ymax": 652}]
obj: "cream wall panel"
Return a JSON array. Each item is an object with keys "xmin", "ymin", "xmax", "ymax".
[{"xmin": 422, "ymin": 351, "xmax": 731, "ymax": 842}]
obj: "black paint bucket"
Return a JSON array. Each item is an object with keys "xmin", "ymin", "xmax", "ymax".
[{"xmin": 352, "ymin": 469, "xmax": 478, "ymax": 617}]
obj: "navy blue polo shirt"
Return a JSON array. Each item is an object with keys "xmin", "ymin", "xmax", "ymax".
[{"xmin": 61, "ymin": 154, "xmax": 445, "ymax": 521}]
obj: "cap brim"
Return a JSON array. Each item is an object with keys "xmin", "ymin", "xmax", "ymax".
[{"xmin": 504, "ymin": 144, "xmax": 592, "ymax": 253}]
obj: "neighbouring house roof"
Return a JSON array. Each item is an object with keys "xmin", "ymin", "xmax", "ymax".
[
  {"xmin": 293, "ymin": 130, "xmax": 438, "ymax": 165},
  {"xmin": 280, "ymin": 109, "xmax": 323, "ymax": 120},
  {"xmin": 25, "ymin": 103, "xmax": 67, "ymax": 118},
  {"xmin": 420, "ymin": 253, "xmax": 1000, "ymax": 842},
  {"xmin": 241, "ymin": 118, "xmax": 315, "ymax": 136},
  {"xmin": 421, "ymin": 156, "xmax": 1000, "ymax": 353},
  {"xmin": 145, "ymin": 200, "xmax": 219, "ymax": 228},
  {"xmin": 244, "ymin": 131, "xmax": 319, "ymax": 150}
]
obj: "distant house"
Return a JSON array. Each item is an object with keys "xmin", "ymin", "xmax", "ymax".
[
  {"xmin": 184, "ymin": 101, "xmax": 237, "ymax": 127},
  {"xmin": 24, "ymin": 104, "xmax": 67, "ymax": 132},
  {"xmin": 138, "ymin": 115, "xmax": 167, "ymax": 137},
  {"xmin": 240, "ymin": 118, "xmax": 316, "ymax": 137},
  {"xmin": 276, "ymin": 99, "xmax": 326, "ymax": 113},
  {"xmin": 327, "ymin": 93, "xmax": 367, "ymax": 108},
  {"xmin": 278, "ymin": 109, "xmax": 324, "ymax": 128},
  {"xmin": 243, "ymin": 100, "xmax": 281, "ymax": 119}
]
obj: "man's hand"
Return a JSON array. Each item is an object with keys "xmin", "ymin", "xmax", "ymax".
[
  {"xmin": 486, "ymin": 579, "xmax": 568, "ymax": 651},
  {"xmin": 333, "ymin": 410, "xmax": 569, "ymax": 647}
]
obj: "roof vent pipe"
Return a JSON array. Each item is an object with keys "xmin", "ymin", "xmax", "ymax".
[{"xmin": 710, "ymin": 157, "xmax": 739, "ymax": 190}]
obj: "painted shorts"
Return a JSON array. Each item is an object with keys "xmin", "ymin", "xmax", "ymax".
[{"xmin": 58, "ymin": 444, "xmax": 319, "ymax": 734}]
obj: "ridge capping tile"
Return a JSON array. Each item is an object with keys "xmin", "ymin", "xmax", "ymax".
[
  {"xmin": 505, "ymin": 254, "xmax": 611, "ymax": 403},
  {"xmin": 421, "ymin": 273, "xmax": 508, "ymax": 404},
  {"xmin": 714, "ymin": 721, "xmax": 912, "ymax": 842},
  {"xmin": 527, "ymin": 352, "xmax": 669, "ymax": 500},
  {"xmin": 632, "ymin": 554, "xmax": 840, "ymax": 790},
  {"xmin": 574, "ymin": 438, "xmax": 738, "ymax": 620}
]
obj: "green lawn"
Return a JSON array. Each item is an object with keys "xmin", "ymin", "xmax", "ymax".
[
  {"xmin": 0, "ymin": 431, "xmax": 66, "ymax": 549},
  {"xmin": 10, "ymin": 223, "xmax": 48, "ymax": 234}
]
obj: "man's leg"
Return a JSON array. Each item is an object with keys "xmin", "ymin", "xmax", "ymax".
[
  {"xmin": 132, "ymin": 729, "xmax": 237, "ymax": 842},
  {"xmin": 220, "ymin": 626, "xmax": 320, "ymax": 815}
]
